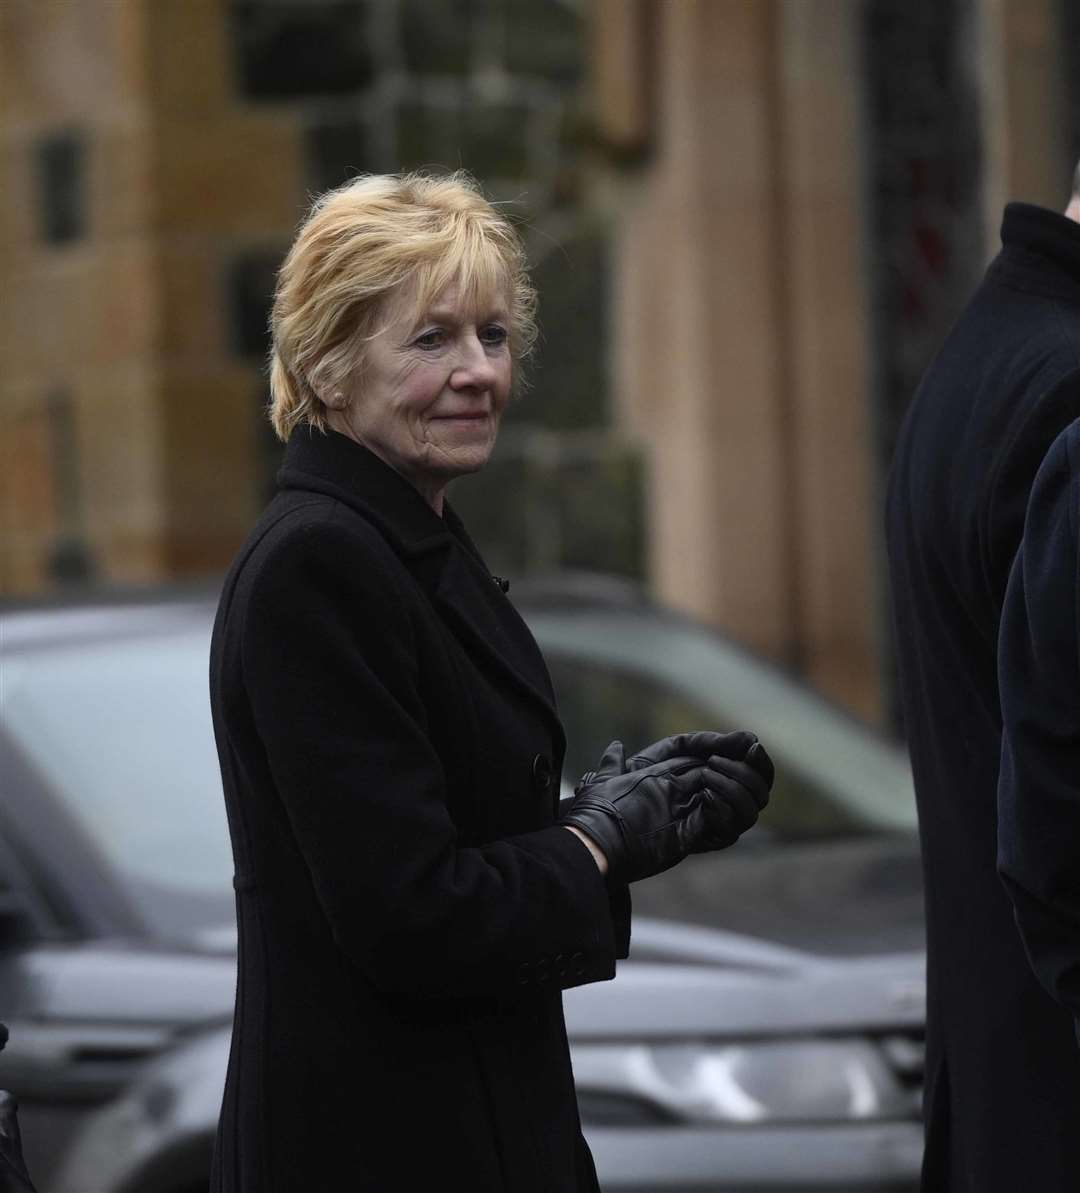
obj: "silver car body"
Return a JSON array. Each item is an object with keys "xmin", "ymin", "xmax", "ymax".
[{"xmin": 0, "ymin": 586, "xmax": 924, "ymax": 1192}]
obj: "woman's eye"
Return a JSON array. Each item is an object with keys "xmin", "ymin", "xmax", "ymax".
[
  {"xmin": 480, "ymin": 324, "xmax": 509, "ymax": 347},
  {"xmin": 414, "ymin": 329, "xmax": 445, "ymax": 349}
]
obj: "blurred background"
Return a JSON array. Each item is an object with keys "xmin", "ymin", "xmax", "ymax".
[
  {"xmin": 2, "ymin": 0, "xmax": 1078, "ymax": 732},
  {"xmin": 3, "ymin": 3, "xmax": 1078, "ymax": 1191}
]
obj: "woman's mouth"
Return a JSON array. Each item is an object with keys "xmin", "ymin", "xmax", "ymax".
[{"xmin": 431, "ymin": 412, "xmax": 491, "ymax": 427}]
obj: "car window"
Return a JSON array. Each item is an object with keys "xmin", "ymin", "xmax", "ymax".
[
  {"xmin": 2, "ymin": 626, "xmax": 234, "ymax": 938},
  {"xmin": 0, "ymin": 599, "xmax": 915, "ymax": 948},
  {"xmin": 548, "ymin": 656, "xmax": 874, "ymax": 842},
  {"xmin": 530, "ymin": 609, "xmax": 917, "ymax": 835}
]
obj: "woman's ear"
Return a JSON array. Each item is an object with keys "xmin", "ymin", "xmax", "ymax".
[{"xmin": 321, "ymin": 388, "xmax": 350, "ymax": 411}]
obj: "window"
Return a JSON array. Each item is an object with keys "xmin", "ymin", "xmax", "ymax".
[
  {"xmin": 36, "ymin": 131, "xmax": 86, "ymax": 245},
  {"xmin": 230, "ymin": 1, "xmax": 374, "ymax": 99}
]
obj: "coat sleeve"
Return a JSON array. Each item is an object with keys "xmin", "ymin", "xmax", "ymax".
[
  {"xmin": 998, "ymin": 422, "xmax": 1080, "ymax": 1044},
  {"xmin": 558, "ymin": 794, "xmax": 631, "ymax": 959},
  {"xmin": 983, "ymin": 369, "xmax": 1080, "ymax": 618},
  {"xmin": 239, "ymin": 513, "xmax": 621, "ymax": 1001}
]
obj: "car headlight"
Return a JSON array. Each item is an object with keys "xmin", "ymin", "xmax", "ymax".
[{"xmin": 572, "ymin": 1038, "xmax": 913, "ymax": 1126}]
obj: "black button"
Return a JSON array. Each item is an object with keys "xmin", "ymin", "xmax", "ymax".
[
  {"xmin": 532, "ymin": 753, "xmax": 553, "ymax": 794},
  {"xmin": 516, "ymin": 962, "xmax": 532, "ymax": 985}
]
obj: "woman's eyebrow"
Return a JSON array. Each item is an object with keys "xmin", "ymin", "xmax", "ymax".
[
  {"xmin": 418, "ymin": 306, "xmax": 509, "ymax": 326},
  {"xmin": 421, "ymin": 306, "xmax": 459, "ymax": 324}
]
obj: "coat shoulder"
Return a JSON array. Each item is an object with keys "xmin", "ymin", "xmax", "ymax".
[
  {"xmin": 219, "ymin": 493, "xmax": 420, "ymax": 643},
  {"xmin": 1029, "ymin": 416, "xmax": 1080, "ymax": 522},
  {"xmin": 238, "ymin": 494, "xmax": 411, "ymax": 595}
]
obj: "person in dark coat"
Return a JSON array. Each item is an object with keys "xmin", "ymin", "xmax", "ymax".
[
  {"xmin": 998, "ymin": 418, "xmax": 1080, "ymax": 1041},
  {"xmin": 886, "ymin": 189, "xmax": 1080, "ymax": 1192},
  {"xmin": 208, "ymin": 171, "xmax": 774, "ymax": 1193}
]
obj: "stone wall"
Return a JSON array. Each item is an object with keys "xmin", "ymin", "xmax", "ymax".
[
  {"xmin": 0, "ymin": 0, "xmax": 644, "ymax": 595},
  {"xmin": 227, "ymin": 0, "xmax": 645, "ymax": 582}
]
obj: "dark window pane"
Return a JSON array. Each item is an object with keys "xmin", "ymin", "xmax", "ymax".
[
  {"xmin": 230, "ymin": 1, "xmax": 373, "ymax": 99},
  {"xmin": 307, "ymin": 120, "xmax": 372, "ymax": 192},
  {"xmin": 503, "ymin": 0, "xmax": 582, "ymax": 83},
  {"xmin": 504, "ymin": 228, "xmax": 609, "ymax": 430},
  {"xmin": 861, "ymin": 0, "xmax": 984, "ymax": 730},
  {"xmin": 1065, "ymin": 0, "xmax": 1080, "ymax": 165},
  {"xmin": 400, "ymin": 0, "xmax": 471, "ymax": 75},
  {"xmin": 228, "ymin": 250, "xmax": 282, "ymax": 359},
  {"xmin": 36, "ymin": 131, "xmax": 86, "ymax": 245},
  {"xmin": 463, "ymin": 103, "xmax": 532, "ymax": 179},
  {"xmin": 396, "ymin": 100, "xmax": 465, "ymax": 172}
]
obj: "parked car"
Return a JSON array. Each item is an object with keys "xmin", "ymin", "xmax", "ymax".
[{"xmin": 0, "ymin": 578, "xmax": 924, "ymax": 1192}]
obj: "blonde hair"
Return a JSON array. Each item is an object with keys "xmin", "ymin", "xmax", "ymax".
[{"xmin": 268, "ymin": 171, "xmax": 538, "ymax": 442}]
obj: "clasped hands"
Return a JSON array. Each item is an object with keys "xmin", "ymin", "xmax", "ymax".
[{"xmin": 560, "ymin": 730, "xmax": 774, "ymax": 885}]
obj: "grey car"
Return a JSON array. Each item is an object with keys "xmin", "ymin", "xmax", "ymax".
[{"xmin": 0, "ymin": 580, "xmax": 924, "ymax": 1192}]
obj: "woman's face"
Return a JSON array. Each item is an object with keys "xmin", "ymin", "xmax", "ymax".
[{"xmin": 327, "ymin": 280, "xmax": 512, "ymax": 514}]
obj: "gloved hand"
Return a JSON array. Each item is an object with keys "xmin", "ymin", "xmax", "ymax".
[{"xmin": 559, "ymin": 731, "xmax": 773, "ymax": 885}]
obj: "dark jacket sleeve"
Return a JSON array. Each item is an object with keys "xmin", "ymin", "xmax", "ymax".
[
  {"xmin": 558, "ymin": 794, "xmax": 631, "ymax": 959},
  {"xmin": 998, "ymin": 421, "xmax": 1080, "ymax": 1042},
  {"xmin": 239, "ymin": 514, "xmax": 621, "ymax": 1001}
]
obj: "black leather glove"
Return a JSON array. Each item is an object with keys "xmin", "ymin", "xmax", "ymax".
[
  {"xmin": 0, "ymin": 1025, "xmax": 36, "ymax": 1193},
  {"xmin": 560, "ymin": 731, "xmax": 773, "ymax": 885}
]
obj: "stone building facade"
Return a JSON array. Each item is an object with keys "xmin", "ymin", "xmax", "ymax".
[
  {"xmin": 2, "ymin": 0, "xmax": 640, "ymax": 596},
  {"xmin": 2, "ymin": 0, "xmax": 1074, "ymax": 726}
]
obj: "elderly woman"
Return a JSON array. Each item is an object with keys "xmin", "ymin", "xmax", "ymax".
[{"xmin": 209, "ymin": 172, "xmax": 773, "ymax": 1193}]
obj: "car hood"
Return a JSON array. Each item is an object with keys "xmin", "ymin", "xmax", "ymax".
[
  {"xmin": 2, "ymin": 837, "xmax": 924, "ymax": 1046},
  {"xmin": 628, "ymin": 834, "xmax": 925, "ymax": 958}
]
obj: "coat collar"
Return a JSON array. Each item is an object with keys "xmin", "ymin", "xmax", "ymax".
[
  {"xmin": 278, "ymin": 426, "xmax": 455, "ymax": 556},
  {"xmin": 996, "ymin": 203, "xmax": 1080, "ymax": 302},
  {"xmin": 277, "ymin": 429, "xmax": 564, "ymax": 750}
]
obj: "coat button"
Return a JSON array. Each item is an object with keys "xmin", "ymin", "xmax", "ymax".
[
  {"xmin": 516, "ymin": 962, "xmax": 532, "ymax": 985},
  {"xmin": 531, "ymin": 753, "xmax": 553, "ymax": 794}
]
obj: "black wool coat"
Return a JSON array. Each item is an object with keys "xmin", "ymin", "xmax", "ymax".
[
  {"xmin": 998, "ymin": 419, "xmax": 1080, "ymax": 1040},
  {"xmin": 886, "ymin": 202, "xmax": 1080, "ymax": 1192},
  {"xmin": 208, "ymin": 428, "xmax": 630, "ymax": 1193}
]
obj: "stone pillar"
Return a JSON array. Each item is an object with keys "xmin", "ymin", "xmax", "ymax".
[
  {"xmin": 0, "ymin": 0, "xmax": 302, "ymax": 592},
  {"xmin": 977, "ymin": 0, "xmax": 1070, "ymax": 256},
  {"xmin": 145, "ymin": 0, "xmax": 302, "ymax": 574},
  {"xmin": 602, "ymin": 0, "xmax": 880, "ymax": 720},
  {"xmin": 1, "ymin": 0, "xmax": 165, "ymax": 591},
  {"xmin": 774, "ymin": 0, "xmax": 880, "ymax": 719},
  {"xmin": 612, "ymin": 0, "xmax": 794, "ymax": 657}
]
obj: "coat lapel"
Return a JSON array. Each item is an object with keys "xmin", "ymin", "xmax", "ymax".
[
  {"xmin": 277, "ymin": 430, "xmax": 565, "ymax": 748},
  {"xmin": 425, "ymin": 538, "xmax": 566, "ymax": 757}
]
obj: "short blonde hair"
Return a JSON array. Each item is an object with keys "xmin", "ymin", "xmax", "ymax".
[{"xmin": 268, "ymin": 171, "xmax": 538, "ymax": 441}]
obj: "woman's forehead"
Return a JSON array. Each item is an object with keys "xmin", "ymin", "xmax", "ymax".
[{"xmin": 387, "ymin": 272, "xmax": 511, "ymax": 326}]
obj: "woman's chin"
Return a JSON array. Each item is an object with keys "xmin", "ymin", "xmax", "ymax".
[{"xmin": 431, "ymin": 440, "xmax": 497, "ymax": 479}]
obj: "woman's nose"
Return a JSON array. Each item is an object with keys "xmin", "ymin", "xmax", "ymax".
[{"xmin": 449, "ymin": 333, "xmax": 499, "ymax": 390}]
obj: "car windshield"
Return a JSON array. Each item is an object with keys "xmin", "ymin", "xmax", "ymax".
[
  {"xmin": 1, "ymin": 599, "xmax": 916, "ymax": 946},
  {"xmin": 550, "ymin": 657, "xmax": 884, "ymax": 841},
  {"xmin": 530, "ymin": 608, "xmax": 917, "ymax": 837},
  {"xmin": 531, "ymin": 610, "xmax": 921, "ymax": 950},
  {"xmin": 2, "ymin": 615, "xmax": 235, "ymax": 940}
]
